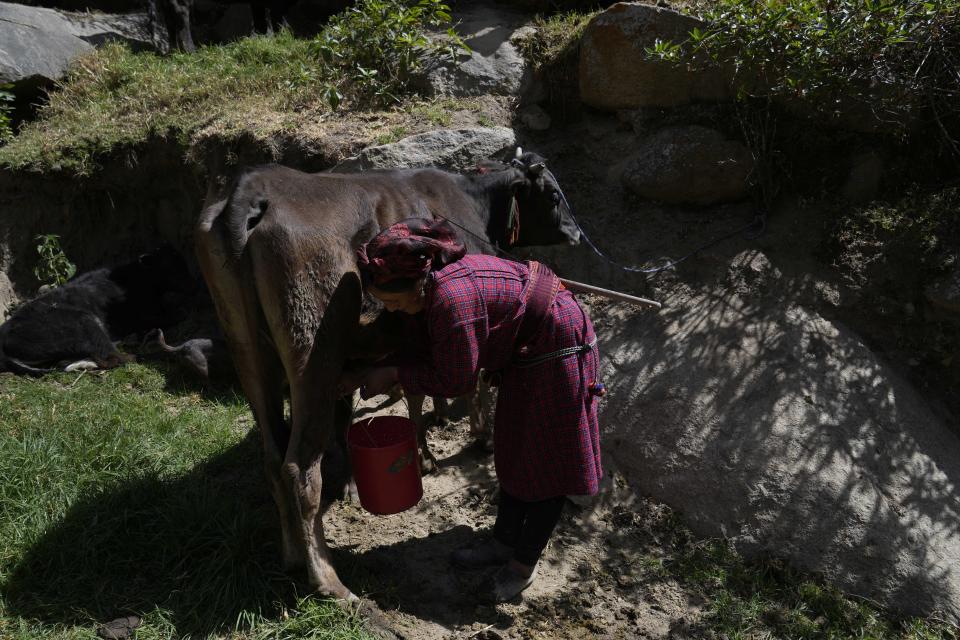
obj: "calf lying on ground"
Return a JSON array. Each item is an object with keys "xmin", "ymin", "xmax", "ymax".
[
  {"xmin": 140, "ymin": 328, "xmax": 233, "ymax": 383},
  {"xmin": 0, "ymin": 247, "xmax": 193, "ymax": 375}
]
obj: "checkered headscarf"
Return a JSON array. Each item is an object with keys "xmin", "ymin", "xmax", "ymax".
[{"xmin": 357, "ymin": 218, "xmax": 466, "ymax": 286}]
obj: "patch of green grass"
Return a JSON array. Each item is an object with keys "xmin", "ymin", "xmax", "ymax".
[
  {"xmin": 405, "ymin": 99, "xmax": 455, "ymax": 127},
  {"xmin": 516, "ymin": 10, "xmax": 597, "ymax": 120},
  {"xmin": 517, "ymin": 9, "xmax": 596, "ymax": 70},
  {"xmin": 607, "ymin": 504, "xmax": 956, "ymax": 639},
  {"xmin": 0, "ymin": 84, "xmax": 13, "ymax": 144},
  {"xmin": 0, "ymin": 365, "xmax": 371, "ymax": 639},
  {"xmin": 373, "ymin": 125, "xmax": 410, "ymax": 145},
  {"xmin": 671, "ymin": 539, "xmax": 956, "ymax": 639},
  {"xmin": 0, "ymin": 33, "xmax": 326, "ymax": 174}
]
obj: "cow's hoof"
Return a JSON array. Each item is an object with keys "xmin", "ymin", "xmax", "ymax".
[
  {"xmin": 471, "ymin": 434, "xmax": 494, "ymax": 453},
  {"xmin": 64, "ymin": 360, "xmax": 99, "ymax": 373},
  {"xmin": 419, "ymin": 455, "xmax": 437, "ymax": 475},
  {"xmin": 355, "ymin": 599, "xmax": 402, "ymax": 640},
  {"xmin": 426, "ymin": 412, "xmax": 448, "ymax": 428},
  {"xmin": 346, "ymin": 479, "xmax": 360, "ymax": 504},
  {"xmin": 96, "ymin": 615, "xmax": 141, "ymax": 640}
]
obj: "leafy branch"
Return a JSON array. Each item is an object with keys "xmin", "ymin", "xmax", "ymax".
[
  {"xmin": 34, "ymin": 234, "xmax": 76, "ymax": 288},
  {"xmin": 648, "ymin": 1, "xmax": 960, "ymax": 153}
]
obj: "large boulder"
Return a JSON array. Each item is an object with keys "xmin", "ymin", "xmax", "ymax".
[
  {"xmin": 332, "ymin": 127, "xmax": 517, "ymax": 173},
  {"xmin": 579, "ymin": 2, "xmax": 730, "ymax": 110},
  {"xmin": 0, "ymin": 271, "xmax": 15, "ymax": 320},
  {"xmin": 415, "ymin": 1, "xmax": 536, "ymax": 98},
  {"xmin": 621, "ymin": 125, "xmax": 754, "ymax": 205},
  {"xmin": 0, "ymin": 2, "xmax": 159, "ymax": 87},
  {"xmin": 595, "ymin": 260, "xmax": 960, "ymax": 622}
]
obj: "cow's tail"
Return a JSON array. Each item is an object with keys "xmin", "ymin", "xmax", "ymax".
[{"xmin": 199, "ymin": 167, "xmax": 269, "ymax": 262}]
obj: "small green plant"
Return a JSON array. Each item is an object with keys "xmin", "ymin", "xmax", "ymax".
[
  {"xmin": 311, "ymin": 0, "xmax": 469, "ymax": 109},
  {"xmin": 406, "ymin": 97, "xmax": 475, "ymax": 126},
  {"xmin": 374, "ymin": 125, "xmax": 410, "ymax": 145},
  {"xmin": 0, "ymin": 84, "xmax": 14, "ymax": 144},
  {"xmin": 33, "ymin": 234, "xmax": 76, "ymax": 288},
  {"xmin": 517, "ymin": 10, "xmax": 598, "ymax": 119},
  {"xmin": 827, "ymin": 186, "xmax": 960, "ymax": 288}
]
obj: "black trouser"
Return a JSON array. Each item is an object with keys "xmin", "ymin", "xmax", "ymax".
[{"xmin": 493, "ymin": 488, "xmax": 566, "ymax": 566}]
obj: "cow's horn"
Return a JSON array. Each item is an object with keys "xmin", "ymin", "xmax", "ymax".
[
  {"xmin": 515, "ymin": 147, "xmax": 523, "ymax": 159},
  {"xmin": 528, "ymin": 162, "xmax": 545, "ymax": 175}
]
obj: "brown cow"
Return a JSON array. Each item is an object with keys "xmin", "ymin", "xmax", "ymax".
[{"xmin": 194, "ymin": 151, "xmax": 578, "ymax": 600}]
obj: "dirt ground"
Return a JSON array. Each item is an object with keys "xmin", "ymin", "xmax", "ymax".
[{"xmin": 326, "ymin": 393, "xmax": 702, "ymax": 640}]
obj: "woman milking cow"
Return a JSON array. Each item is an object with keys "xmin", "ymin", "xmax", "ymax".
[{"xmin": 340, "ymin": 218, "xmax": 603, "ymax": 602}]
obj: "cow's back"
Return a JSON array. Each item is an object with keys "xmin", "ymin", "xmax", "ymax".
[{"xmin": 221, "ymin": 164, "xmax": 486, "ymax": 260}]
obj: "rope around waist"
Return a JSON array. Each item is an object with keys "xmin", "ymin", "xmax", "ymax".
[{"xmin": 513, "ymin": 336, "xmax": 598, "ymax": 369}]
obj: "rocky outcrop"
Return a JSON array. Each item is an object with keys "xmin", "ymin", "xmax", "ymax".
[
  {"xmin": 926, "ymin": 265, "xmax": 960, "ymax": 315},
  {"xmin": 841, "ymin": 150, "xmax": 885, "ymax": 203},
  {"xmin": 0, "ymin": 2, "xmax": 159, "ymax": 88},
  {"xmin": 595, "ymin": 259, "xmax": 960, "ymax": 623},
  {"xmin": 579, "ymin": 2, "xmax": 730, "ymax": 111},
  {"xmin": 332, "ymin": 127, "xmax": 516, "ymax": 172},
  {"xmin": 416, "ymin": 1, "xmax": 536, "ymax": 98},
  {"xmin": 518, "ymin": 104, "xmax": 551, "ymax": 131},
  {"xmin": 621, "ymin": 125, "xmax": 753, "ymax": 205},
  {"xmin": 0, "ymin": 271, "xmax": 15, "ymax": 319}
]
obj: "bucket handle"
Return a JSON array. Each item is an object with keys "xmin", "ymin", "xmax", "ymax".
[{"xmin": 356, "ymin": 417, "xmax": 379, "ymax": 448}]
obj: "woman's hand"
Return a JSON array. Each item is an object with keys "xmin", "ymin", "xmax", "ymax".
[
  {"xmin": 338, "ymin": 368, "xmax": 368, "ymax": 396},
  {"xmin": 358, "ymin": 366, "xmax": 399, "ymax": 399}
]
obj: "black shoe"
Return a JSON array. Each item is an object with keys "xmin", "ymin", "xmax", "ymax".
[
  {"xmin": 450, "ymin": 538, "xmax": 513, "ymax": 569},
  {"xmin": 481, "ymin": 563, "xmax": 538, "ymax": 603}
]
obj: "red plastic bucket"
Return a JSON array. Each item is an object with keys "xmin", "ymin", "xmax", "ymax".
[{"xmin": 347, "ymin": 416, "xmax": 423, "ymax": 515}]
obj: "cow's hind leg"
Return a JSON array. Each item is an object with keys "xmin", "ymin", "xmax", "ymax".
[
  {"xmin": 469, "ymin": 379, "xmax": 494, "ymax": 451},
  {"xmin": 68, "ymin": 314, "xmax": 134, "ymax": 370},
  {"xmin": 195, "ymin": 215, "xmax": 300, "ymax": 571}
]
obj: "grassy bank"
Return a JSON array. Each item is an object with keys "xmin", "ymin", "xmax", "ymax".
[{"xmin": 0, "ymin": 365, "xmax": 371, "ymax": 639}]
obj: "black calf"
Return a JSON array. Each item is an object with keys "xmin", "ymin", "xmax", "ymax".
[{"xmin": 0, "ymin": 246, "xmax": 194, "ymax": 376}]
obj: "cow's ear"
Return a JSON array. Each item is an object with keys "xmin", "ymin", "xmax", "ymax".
[
  {"xmin": 527, "ymin": 162, "xmax": 545, "ymax": 176},
  {"xmin": 510, "ymin": 172, "xmax": 528, "ymax": 192}
]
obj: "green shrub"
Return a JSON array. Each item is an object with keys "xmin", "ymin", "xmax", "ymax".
[
  {"xmin": 827, "ymin": 187, "xmax": 960, "ymax": 288},
  {"xmin": 311, "ymin": 0, "xmax": 467, "ymax": 108},
  {"xmin": 33, "ymin": 234, "xmax": 76, "ymax": 288},
  {"xmin": 650, "ymin": 1, "xmax": 960, "ymax": 145}
]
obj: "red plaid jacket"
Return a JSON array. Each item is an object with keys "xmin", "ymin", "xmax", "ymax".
[{"xmin": 399, "ymin": 255, "xmax": 602, "ymax": 500}]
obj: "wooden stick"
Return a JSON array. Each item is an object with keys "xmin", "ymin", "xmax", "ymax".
[{"xmin": 560, "ymin": 277, "xmax": 662, "ymax": 310}]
